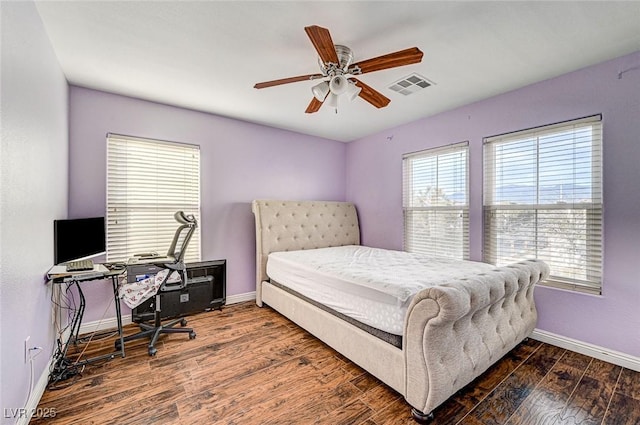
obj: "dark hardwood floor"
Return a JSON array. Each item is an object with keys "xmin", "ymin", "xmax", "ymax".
[{"xmin": 34, "ymin": 302, "xmax": 640, "ymax": 425}]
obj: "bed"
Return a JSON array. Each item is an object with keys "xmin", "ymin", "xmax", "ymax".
[{"xmin": 252, "ymin": 200, "xmax": 549, "ymax": 422}]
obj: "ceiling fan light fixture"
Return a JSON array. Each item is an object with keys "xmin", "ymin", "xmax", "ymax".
[
  {"xmin": 345, "ymin": 81, "xmax": 362, "ymax": 101},
  {"xmin": 326, "ymin": 92, "xmax": 339, "ymax": 108},
  {"xmin": 329, "ymin": 75, "xmax": 349, "ymax": 96},
  {"xmin": 311, "ymin": 81, "xmax": 330, "ymax": 101}
]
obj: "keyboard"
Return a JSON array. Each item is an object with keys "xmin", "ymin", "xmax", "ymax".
[{"xmin": 66, "ymin": 259, "xmax": 94, "ymax": 272}]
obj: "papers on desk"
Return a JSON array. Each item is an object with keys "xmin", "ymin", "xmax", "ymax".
[
  {"xmin": 127, "ymin": 256, "xmax": 174, "ymax": 265},
  {"xmin": 47, "ymin": 264, "xmax": 110, "ymax": 281}
]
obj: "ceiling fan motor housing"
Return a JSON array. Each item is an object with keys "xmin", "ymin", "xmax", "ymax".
[
  {"xmin": 334, "ymin": 45, "xmax": 354, "ymax": 70},
  {"xmin": 319, "ymin": 45, "xmax": 354, "ymax": 76}
]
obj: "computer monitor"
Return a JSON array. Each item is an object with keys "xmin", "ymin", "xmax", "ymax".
[{"xmin": 54, "ymin": 217, "xmax": 106, "ymax": 264}]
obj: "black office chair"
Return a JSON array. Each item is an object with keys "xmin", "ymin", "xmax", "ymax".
[{"xmin": 118, "ymin": 211, "xmax": 198, "ymax": 356}]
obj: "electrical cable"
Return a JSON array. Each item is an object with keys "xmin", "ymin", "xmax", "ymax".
[
  {"xmin": 25, "ymin": 346, "xmax": 43, "ymax": 405},
  {"xmin": 49, "ymin": 276, "xmax": 120, "ymax": 389},
  {"xmin": 48, "ymin": 283, "xmax": 83, "ymax": 389}
]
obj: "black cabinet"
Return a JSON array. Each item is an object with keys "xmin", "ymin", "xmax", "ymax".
[{"xmin": 129, "ymin": 259, "xmax": 226, "ymax": 323}]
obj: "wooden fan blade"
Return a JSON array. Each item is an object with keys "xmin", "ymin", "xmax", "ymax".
[
  {"xmin": 304, "ymin": 25, "xmax": 339, "ymax": 64},
  {"xmin": 305, "ymin": 97, "xmax": 323, "ymax": 114},
  {"xmin": 254, "ymin": 74, "xmax": 323, "ymax": 89},
  {"xmin": 352, "ymin": 78, "xmax": 390, "ymax": 108},
  {"xmin": 351, "ymin": 47, "xmax": 423, "ymax": 74}
]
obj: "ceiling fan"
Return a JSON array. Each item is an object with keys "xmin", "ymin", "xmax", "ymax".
[{"xmin": 254, "ymin": 25, "xmax": 424, "ymax": 113}]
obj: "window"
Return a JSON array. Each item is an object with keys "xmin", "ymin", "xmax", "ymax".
[
  {"xmin": 483, "ymin": 115, "xmax": 602, "ymax": 294},
  {"xmin": 403, "ymin": 142, "xmax": 469, "ymax": 259},
  {"xmin": 106, "ymin": 134, "xmax": 201, "ymax": 263}
]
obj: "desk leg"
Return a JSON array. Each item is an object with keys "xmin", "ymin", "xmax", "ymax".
[
  {"xmin": 112, "ymin": 275, "xmax": 125, "ymax": 358},
  {"xmin": 61, "ymin": 281, "xmax": 86, "ymax": 360}
]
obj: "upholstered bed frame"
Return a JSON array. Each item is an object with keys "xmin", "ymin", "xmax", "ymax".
[{"xmin": 252, "ymin": 200, "xmax": 549, "ymax": 422}]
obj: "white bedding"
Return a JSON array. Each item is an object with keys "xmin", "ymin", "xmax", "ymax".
[{"xmin": 266, "ymin": 245, "xmax": 494, "ymax": 335}]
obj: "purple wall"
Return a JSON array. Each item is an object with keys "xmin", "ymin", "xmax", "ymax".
[
  {"xmin": 346, "ymin": 51, "xmax": 640, "ymax": 357},
  {"xmin": 1, "ymin": 2, "xmax": 69, "ymax": 420},
  {"xmin": 69, "ymin": 87, "xmax": 346, "ymax": 322}
]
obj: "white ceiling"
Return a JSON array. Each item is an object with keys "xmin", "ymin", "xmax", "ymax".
[{"xmin": 35, "ymin": 1, "xmax": 640, "ymax": 142}]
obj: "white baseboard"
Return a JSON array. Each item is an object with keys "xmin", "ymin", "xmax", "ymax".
[
  {"xmin": 78, "ymin": 291, "xmax": 256, "ymax": 335},
  {"xmin": 16, "ymin": 355, "xmax": 54, "ymax": 425},
  {"xmin": 226, "ymin": 291, "xmax": 256, "ymax": 305},
  {"xmin": 531, "ymin": 329, "xmax": 640, "ymax": 372},
  {"xmin": 79, "ymin": 313, "xmax": 133, "ymax": 336}
]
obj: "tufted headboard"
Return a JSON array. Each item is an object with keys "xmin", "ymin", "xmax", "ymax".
[{"xmin": 251, "ymin": 200, "xmax": 360, "ymax": 306}]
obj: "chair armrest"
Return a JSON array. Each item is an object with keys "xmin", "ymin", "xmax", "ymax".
[{"xmin": 157, "ymin": 260, "xmax": 188, "ymax": 291}]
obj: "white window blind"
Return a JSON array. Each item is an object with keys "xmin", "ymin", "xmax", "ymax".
[
  {"xmin": 106, "ymin": 134, "xmax": 201, "ymax": 263},
  {"xmin": 403, "ymin": 142, "xmax": 469, "ymax": 259},
  {"xmin": 483, "ymin": 115, "xmax": 602, "ymax": 294}
]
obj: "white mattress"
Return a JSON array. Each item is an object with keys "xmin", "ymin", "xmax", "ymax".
[{"xmin": 266, "ymin": 245, "xmax": 494, "ymax": 336}]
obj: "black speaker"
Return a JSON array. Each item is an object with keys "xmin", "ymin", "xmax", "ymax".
[{"xmin": 129, "ymin": 259, "xmax": 226, "ymax": 323}]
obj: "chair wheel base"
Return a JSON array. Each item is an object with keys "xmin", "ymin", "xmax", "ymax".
[
  {"xmin": 411, "ymin": 408, "xmax": 434, "ymax": 424},
  {"xmin": 189, "ymin": 331, "xmax": 196, "ymax": 339},
  {"xmin": 148, "ymin": 347, "xmax": 157, "ymax": 356}
]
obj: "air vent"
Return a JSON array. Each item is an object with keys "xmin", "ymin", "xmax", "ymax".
[{"xmin": 388, "ymin": 73, "xmax": 434, "ymax": 96}]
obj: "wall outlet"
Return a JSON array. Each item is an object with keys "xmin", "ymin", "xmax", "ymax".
[{"xmin": 24, "ymin": 336, "xmax": 30, "ymax": 364}]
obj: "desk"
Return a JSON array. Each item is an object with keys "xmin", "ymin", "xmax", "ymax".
[{"xmin": 48, "ymin": 267, "xmax": 125, "ymax": 386}]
